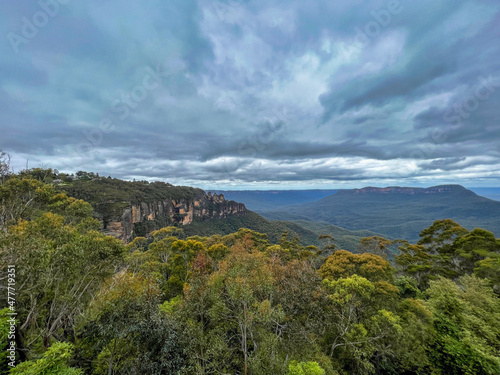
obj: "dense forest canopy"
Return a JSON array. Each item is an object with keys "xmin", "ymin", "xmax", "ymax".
[{"xmin": 0, "ymin": 162, "xmax": 499, "ymax": 374}]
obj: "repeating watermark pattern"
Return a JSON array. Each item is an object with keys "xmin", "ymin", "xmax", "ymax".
[
  {"xmin": 409, "ymin": 127, "xmax": 447, "ymax": 161},
  {"xmin": 343, "ymin": 0, "xmax": 409, "ymax": 53},
  {"xmin": 210, "ymin": 0, "xmax": 409, "ymax": 54},
  {"xmin": 411, "ymin": 75, "xmax": 500, "ymax": 160},
  {"xmin": 212, "ymin": 94, "xmax": 289, "ymax": 159},
  {"xmin": 215, "ymin": 103, "xmax": 289, "ymax": 183},
  {"xmin": 237, "ymin": 107, "xmax": 289, "ymax": 158},
  {"xmin": 443, "ymin": 76, "xmax": 500, "ymax": 126},
  {"xmin": 207, "ymin": 1, "xmax": 293, "ymax": 182},
  {"xmin": 62, "ymin": 63, "xmax": 173, "ymax": 168},
  {"xmin": 6, "ymin": 265, "xmax": 16, "ymax": 368},
  {"xmin": 7, "ymin": 0, "xmax": 73, "ymax": 54},
  {"xmin": 211, "ymin": 0, "xmax": 245, "ymax": 23}
]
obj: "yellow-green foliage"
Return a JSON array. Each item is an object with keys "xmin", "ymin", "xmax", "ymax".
[
  {"xmin": 10, "ymin": 342, "xmax": 82, "ymax": 375},
  {"xmin": 288, "ymin": 361, "xmax": 326, "ymax": 375}
]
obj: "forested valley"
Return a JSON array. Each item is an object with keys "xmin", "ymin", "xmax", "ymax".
[{"xmin": 1, "ymin": 163, "xmax": 499, "ymax": 375}]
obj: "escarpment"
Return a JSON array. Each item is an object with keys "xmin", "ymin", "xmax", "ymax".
[
  {"xmin": 104, "ymin": 192, "xmax": 247, "ymax": 241},
  {"xmin": 57, "ymin": 178, "xmax": 247, "ymax": 242}
]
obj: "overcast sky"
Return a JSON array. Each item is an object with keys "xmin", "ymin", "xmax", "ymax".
[{"xmin": 1, "ymin": 0, "xmax": 500, "ymax": 189}]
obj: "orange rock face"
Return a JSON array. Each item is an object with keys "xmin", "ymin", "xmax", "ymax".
[{"xmin": 103, "ymin": 193, "xmax": 247, "ymax": 242}]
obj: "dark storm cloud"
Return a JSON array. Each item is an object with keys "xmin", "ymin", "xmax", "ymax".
[
  {"xmin": 0, "ymin": 0, "xmax": 499, "ymax": 188},
  {"xmin": 419, "ymin": 157, "xmax": 468, "ymax": 171}
]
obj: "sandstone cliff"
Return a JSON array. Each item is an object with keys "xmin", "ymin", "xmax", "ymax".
[
  {"xmin": 59, "ymin": 178, "xmax": 249, "ymax": 242},
  {"xmin": 102, "ymin": 192, "xmax": 247, "ymax": 241}
]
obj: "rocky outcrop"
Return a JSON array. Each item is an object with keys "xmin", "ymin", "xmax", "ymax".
[{"xmin": 102, "ymin": 192, "xmax": 247, "ymax": 242}]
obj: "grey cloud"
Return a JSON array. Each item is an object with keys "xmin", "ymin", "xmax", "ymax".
[
  {"xmin": 1, "ymin": 0, "xmax": 500, "ymax": 188},
  {"xmin": 419, "ymin": 157, "xmax": 468, "ymax": 171},
  {"xmin": 418, "ymin": 157, "xmax": 500, "ymax": 172}
]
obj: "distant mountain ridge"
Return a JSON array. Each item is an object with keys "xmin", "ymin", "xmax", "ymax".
[
  {"xmin": 261, "ymin": 184, "xmax": 500, "ymax": 242},
  {"xmin": 211, "ymin": 189, "xmax": 338, "ymax": 211},
  {"xmin": 335, "ymin": 185, "xmax": 474, "ymax": 196}
]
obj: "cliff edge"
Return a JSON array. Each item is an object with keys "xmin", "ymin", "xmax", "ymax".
[{"xmin": 58, "ymin": 178, "xmax": 247, "ymax": 242}]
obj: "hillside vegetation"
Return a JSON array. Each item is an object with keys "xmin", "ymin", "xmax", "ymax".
[{"xmin": 183, "ymin": 211, "xmax": 321, "ymax": 246}]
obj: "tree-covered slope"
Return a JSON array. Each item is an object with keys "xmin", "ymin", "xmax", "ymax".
[
  {"xmin": 470, "ymin": 187, "xmax": 500, "ymax": 202},
  {"xmin": 182, "ymin": 211, "xmax": 322, "ymax": 247},
  {"xmin": 178, "ymin": 204, "xmax": 386, "ymax": 252},
  {"xmin": 290, "ymin": 220, "xmax": 386, "ymax": 252}
]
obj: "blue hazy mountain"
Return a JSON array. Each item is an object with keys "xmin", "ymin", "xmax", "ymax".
[
  {"xmin": 260, "ymin": 185, "xmax": 500, "ymax": 243},
  {"xmin": 469, "ymin": 187, "xmax": 500, "ymax": 202},
  {"xmin": 210, "ymin": 190, "xmax": 338, "ymax": 211}
]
